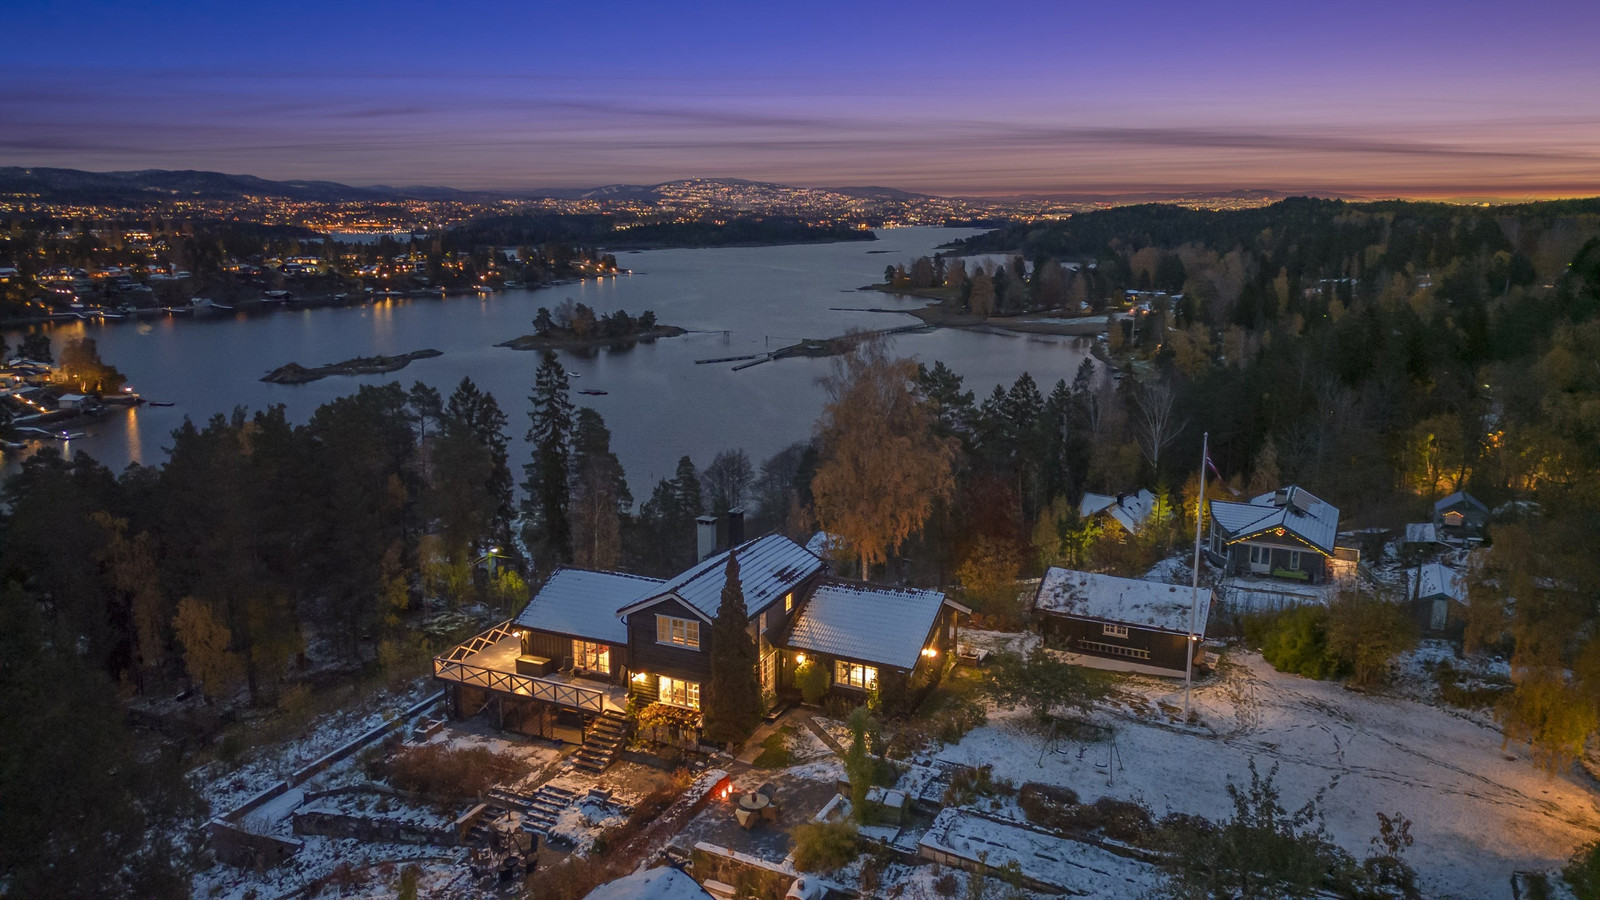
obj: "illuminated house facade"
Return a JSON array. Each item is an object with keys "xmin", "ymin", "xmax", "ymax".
[
  {"xmin": 1206, "ymin": 485, "xmax": 1341, "ymax": 583},
  {"xmin": 434, "ymin": 534, "xmax": 965, "ymax": 763}
]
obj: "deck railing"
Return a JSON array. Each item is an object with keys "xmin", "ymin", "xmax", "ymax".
[{"xmin": 432, "ymin": 621, "xmax": 606, "ymax": 713}]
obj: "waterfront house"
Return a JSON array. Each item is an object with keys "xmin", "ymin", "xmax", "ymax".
[
  {"xmin": 434, "ymin": 532, "xmax": 965, "ymax": 764},
  {"xmin": 1206, "ymin": 485, "xmax": 1340, "ymax": 583},
  {"xmin": 1033, "ymin": 567, "xmax": 1211, "ymax": 678},
  {"xmin": 1079, "ymin": 489, "xmax": 1157, "ymax": 535}
]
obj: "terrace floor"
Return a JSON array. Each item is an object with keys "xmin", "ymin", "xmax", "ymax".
[{"xmin": 442, "ymin": 631, "xmax": 629, "ymax": 714}]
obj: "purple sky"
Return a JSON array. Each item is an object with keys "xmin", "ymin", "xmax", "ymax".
[{"xmin": 3, "ymin": 0, "xmax": 1597, "ymax": 196}]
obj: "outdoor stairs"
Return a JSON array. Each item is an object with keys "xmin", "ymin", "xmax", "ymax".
[
  {"xmin": 521, "ymin": 783, "xmax": 578, "ymax": 840},
  {"xmin": 572, "ymin": 710, "xmax": 629, "ymax": 773}
]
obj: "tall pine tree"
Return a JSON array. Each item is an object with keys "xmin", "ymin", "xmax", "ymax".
[
  {"xmin": 523, "ymin": 352, "xmax": 574, "ymax": 567},
  {"xmin": 703, "ymin": 553, "xmax": 762, "ymax": 747}
]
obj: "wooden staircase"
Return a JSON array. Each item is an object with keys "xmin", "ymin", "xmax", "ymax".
[{"xmin": 572, "ymin": 710, "xmax": 629, "ymax": 773}]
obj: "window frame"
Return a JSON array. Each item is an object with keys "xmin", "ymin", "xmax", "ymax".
[
  {"xmin": 833, "ymin": 660, "xmax": 879, "ymax": 691},
  {"xmin": 1102, "ymin": 623, "xmax": 1130, "ymax": 639},
  {"xmin": 572, "ymin": 639, "xmax": 610, "ymax": 674},
  {"xmin": 658, "ymin": 675, "xmax": 701, "ymax": 710},
  {"xmin": 655, "ymin": 614, "xmax": 701, "ymax": 650}
]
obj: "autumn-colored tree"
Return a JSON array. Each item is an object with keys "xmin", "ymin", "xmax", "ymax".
[
  {"xmin": 92, "ymin": 512, "xmax": 170, "ymax": 681},
  {"xmin": 812, "ymin": 334, "xmax": 957, "ymax": 579},
  {"xmin": 956, "ymin": 535, "xmax": 1025, "ymax": 626},
  {"xmin": 968, "ymin": 272, "xmax": 996, "ymax": 317},
  {"xmin": 172, "ymin": 596, "xmax": 241, "ymax": 702}
]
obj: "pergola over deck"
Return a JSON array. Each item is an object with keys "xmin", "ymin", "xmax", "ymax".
[{"xmin": 433, "ymin": 621, "xmax": 627, "ymax": 714}]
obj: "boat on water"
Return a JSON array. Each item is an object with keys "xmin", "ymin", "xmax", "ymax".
[
  {"xmin": 576, "ymin": 389, "xmax": 608, "ymax": 396},
  {"xmin": 189, "ymin": 297, "xmax": 233, "ymax": 311},
  {"xmin": 148, "ymin": 401, "xmax": 176, "ymax": 407},
  {"xmin": 260, "ymin": 290, "xmax": 291, "ymax": 303},
  {"xmin": 332, "ymin": 292, "xmax": 349, "ymax": 302},
  {"xmin": 475, "ymin": 284, "xmax": 497, "ymax": 293}
]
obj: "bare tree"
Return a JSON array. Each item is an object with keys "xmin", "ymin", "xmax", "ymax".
[{"xmin": 1131, "ymin": 378, "xmax": 1186, "ymax": 471}]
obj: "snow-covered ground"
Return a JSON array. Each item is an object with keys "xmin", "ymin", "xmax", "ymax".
[{"xmin": 935, "ymin": 651, "xmax": 1600, "ymax": 899}]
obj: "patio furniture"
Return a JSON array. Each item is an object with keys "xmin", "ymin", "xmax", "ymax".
[
  {"xmin": 738, "ymin": 791, "xmax": 771, "ymax": 814},
  {"xmin": 756, "ymin": 782, "xmax": 777, "ymax": 801},
  {"xmin": 735, "ymin": 806, "xmax": 757, "ymax": 829}
]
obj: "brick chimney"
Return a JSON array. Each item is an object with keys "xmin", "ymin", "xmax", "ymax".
[{"xmin": 727, "ymin": 506, "xmax": 746, "ymax": 548}]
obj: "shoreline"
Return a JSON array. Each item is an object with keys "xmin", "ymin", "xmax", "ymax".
[
  {"xmin": 260, "ymin": 349, "xmax": 443, "ymax": 384},
  {"xmin": 496, "ymin": 325, "xmax": 688, "ymax": 352}
]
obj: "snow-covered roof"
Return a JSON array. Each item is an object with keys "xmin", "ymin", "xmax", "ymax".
[
  {"xmin": 1405, "ymin": 523, "xmax": 1442, "ymax": 544},
  {"xmin": 1034, "ymin": 567, "xmax": 1210, "ymax": 636},
  {"xmin": 805, "ymin": 531, "xmax": 841, "ymax": 558},
  {"xmin": 515, "ymin": 567, "xmax": 663, "ymax": 644},
  {"xmin": 786, "ymin": 579, "xmax": 959, "ymax": 670},
  {"xmin": 582, "ymin": 866, "xmax": 712, "ymax": 900},
  {"xmin": 620, "ymin": 533, "xmax": 822, "ymax": 622},
  {"xmin": 1434, "ymin": 491, "xmax": 1486, "ymax": 514},
  {"xmin": 1410, "ymin": 563, "xmax": 1466, "ymax": 604},
  {"xmin": 1209, "ymin": 485, "xmax": 1339, "ymax": 555},
  {"xmin": 1080, "ymin": 489, "xmax": 1156, "ymax": 534}
]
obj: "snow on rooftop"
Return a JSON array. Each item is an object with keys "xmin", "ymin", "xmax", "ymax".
[
  {"xmin": 1035, "ymin": 567, "xmax": 1210, "ymax": 635},
  {"xmin": 628, "ymin": 534, "xmax": 822, "ymax": 621},
  {"xmin": 787, "ymin": 579, "xmax": 950, "ymax": 670},
  {"xmin": 1410, "ymin": 562, "xmax": 1466, "ymax": 604},
  {"xmin": 1080, "ymin": 489, "xmax": 1156, "ymax": 534},
  {"xmin": 1405, "ymin": 523, "xmax": 1442, "ymax": 544},
  {"xmin": 582, "ymin": 866, "xmax": 713, "ymax": 900},
  {"xmin": 919, "ymin": 808, "xmax": 1162, "ymax": 894},
  {"xmin": 1210, "ymin": 484, "xmax": 1339, "ymax": 554},
  {"xmin": 1434, "ymin": 490, "xmax": 1486, "ymax": 513},
  {"xmin": 515, "ymin": 567, "xmax": 664, "ymax": 644}
]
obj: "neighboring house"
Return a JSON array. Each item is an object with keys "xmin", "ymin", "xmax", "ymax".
[
  {"xmin": 1433, "ymin": 491, "xmax": 1488, "ymax": 539},
  {"xmin": 1207, "ymin": 485, "xmax": 1340, "ymax": 583},
  {"xmin": 1033, "ymin": 567, "xmax": 1212, "ymax": 678},
  {"xmin": 1409, "ymin": 562, "xmax": 1467, "ymax": 635},
  {"xmin": 583, "ymin": 866, "xmax": 714, "ymax": 900},
  {"xmin": 1079, "ymin": 489, "xmax": 1157, "ymax": 535},
  {"xmin": 435, "ymin": 532, "xmax": 965, "ymax": 758}
]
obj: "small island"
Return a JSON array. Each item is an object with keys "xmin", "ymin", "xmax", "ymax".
[
  {"xmin": 498, "ymin": 302, "xmax": 684, "ymax": 351},
  {"xmin": 261, "ymin": 349, "xmax": 442, "ymax": 384}
]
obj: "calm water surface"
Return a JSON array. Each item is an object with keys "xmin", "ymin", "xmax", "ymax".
[{"xmin": 5, "ymin": 228, "xmax": 1091, "ymax": 498}]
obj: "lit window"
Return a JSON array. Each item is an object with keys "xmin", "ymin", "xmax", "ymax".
[
  {"xmin": 785, "ymin": 592, "xmax": 793, "ymax": 613},
  {"xmin": 656, "ymin": 615, "xmax": 700, "ymax": 649},
  {"xmin": 573, "ymin": 640, "xmax": 609, "ymax": 674},
  {"xmin": 1102, "ymin": 623, "xmax": 1129, "ymax": 639},
  {"xmin": 834, "ymin": 661, "xmax": 878, "ymax": 690},
  {"xmin": 659, "ymin": 676, "xmax": 700, "ymax": 710}
]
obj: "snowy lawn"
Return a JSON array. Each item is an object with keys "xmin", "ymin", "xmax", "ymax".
[{"xmin": 935, "ymin": 650, "xmax": 1600, "ymax": 899}]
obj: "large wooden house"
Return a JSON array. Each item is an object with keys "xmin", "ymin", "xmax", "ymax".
[
  {"xmin": 434, "ymin": 533, "xmax": 966, "ymax": 759},
  {"xmin": 1206, "ymin": 485, "xmax": 1340, "ymax": 583},
  {"xmin": 1033, "ymin": 567, "xmax": 1212, "ymax": 678}
]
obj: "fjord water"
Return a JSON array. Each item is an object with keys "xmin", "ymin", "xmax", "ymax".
[{"xmin": 6, "ymin": 228, "xmax": 1091, "ymax": 497}]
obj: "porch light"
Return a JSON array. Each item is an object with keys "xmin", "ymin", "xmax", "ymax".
[
  {"xmin": 794, "ymin": 653, "xmax": 806, "ymax": 665},
  {"xmin": 632, "ymin": 672, "xmax": 649, "ymax": 682},
  {"xmin": 922, "ymin": 647, "xmax": 938, "ymax": 658}
]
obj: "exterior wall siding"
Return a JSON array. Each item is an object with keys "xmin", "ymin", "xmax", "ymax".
[
  {"xmin": 1039, "ymin": 614, "xmax": 1192, "ymax": 673},
  {"xmin": 519, "ymin": 629, "xmax": 626, "ymax": 682},
  {"xmin": 626, "ymin": 596, "xmax": 714, "ymax": 685}
]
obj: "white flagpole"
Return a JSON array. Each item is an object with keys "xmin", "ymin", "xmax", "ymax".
[{"xmin": 1184, "ymin": 431, "xmax": 1209, "ymax": 723}]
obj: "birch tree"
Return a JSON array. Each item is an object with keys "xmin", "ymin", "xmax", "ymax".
[{"xmin": 812, "ymin": 333, "xmax": 957, "ymax": 579}]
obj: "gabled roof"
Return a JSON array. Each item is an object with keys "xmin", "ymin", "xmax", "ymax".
[
  {"xmin": 1080, "ymin": 489, "xmax": 1156, "ymax": 534},
  {"xmin": 1410, "ymin": 563, "xmax": 1466, "ymax": 604},
  {"xmin": 1404, "ymin": 523, "xmax": 1444, "ymax": 544},
  {"xmin": 515, "ymin": 567, "xmax": 664, "ymax": 644},
  {"xmin": 1034, "ymin": 567, "xmax": 1211, "ymax": 636},
  {"xmin": 786, "ymin": 578, "xmax": 960, "ymax": 670},
  {"xmin": 1434, "ymin": 491, "xmax": 1487, "ymax": 514},
  {"xmin": 617, "ymin": 533, "xmax": 822, "ymax": 622},
  {"xmin": 583, "ymin": 867, "xmax": 712, "ymax": 900},
  {"xmin": 1209, "ymin": 485, "xmax": 1339, "ymax": 556}
]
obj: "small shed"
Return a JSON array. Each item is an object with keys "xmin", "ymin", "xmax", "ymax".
[
  {"xmin": 1033, "ymin": 567, "xmax": 1212, "ymax": 677},
  {"xmin": 1409, "ymin": 562, "xmax": 1466, "ymax": 634},
  {"xmin": 56, "ymin": 393, "xmax": 88, "ymax": 411}
]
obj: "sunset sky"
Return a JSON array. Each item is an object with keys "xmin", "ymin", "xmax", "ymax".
[{"xmin": 4, "ymin": 0, "xmax": 1597, "ymax": 197}]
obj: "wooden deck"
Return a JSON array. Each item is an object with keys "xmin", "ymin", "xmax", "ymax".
[{"xmin": 433, "ymin": 621, "xmax": 627, "ymax": 714}]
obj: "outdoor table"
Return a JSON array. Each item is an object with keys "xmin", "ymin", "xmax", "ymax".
[{"xmin": 738, "ymin": 792, "xmax": 770, "ymax": 813}]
